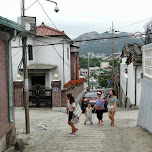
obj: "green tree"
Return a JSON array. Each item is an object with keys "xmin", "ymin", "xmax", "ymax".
[
  {"xmin": 79, "ymin": 57, "xmax": 102, "ymax": 68},
  {"xmin": 109, "ymin": 59, "xmax": 120, "ymax": 67},
  {"xmin": 98, "ymin": 70, "xmax": 112, "ymax": 88}
]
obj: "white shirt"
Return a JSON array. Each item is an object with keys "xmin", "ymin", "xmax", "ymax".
[
  {"xmin": 86, "ymin": 107, "xmax": 92, "ymax": 117},
  {"xmin": 67, "ymin": 100, "xmax": 75, "ymax": 112}
]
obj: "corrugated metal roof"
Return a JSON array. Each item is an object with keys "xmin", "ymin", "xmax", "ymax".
[{"xmin": 36, "ymin": 22, "xmax": 65, "ymax": 36}]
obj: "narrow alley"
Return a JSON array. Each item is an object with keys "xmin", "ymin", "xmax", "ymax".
[{"xmin": 13, "ymin": 108, "xmax": 152, "ymax": 152}]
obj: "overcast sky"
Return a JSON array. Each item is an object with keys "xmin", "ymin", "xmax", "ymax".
[{"xmin": 0, "ymin": 0, "xmax": 152, "ymax": 38}]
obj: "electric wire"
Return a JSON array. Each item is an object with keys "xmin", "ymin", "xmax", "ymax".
[
  {"xmin": 28, "ymin": 34, "xmax": 69, "ymax": 66},
  {"xmin": 37, "ymin": 0, "xmax": 57, "ymax": 29},
  {"xmin": 25, "ymin": 0, "xmax": 38, "ymax": 10}
]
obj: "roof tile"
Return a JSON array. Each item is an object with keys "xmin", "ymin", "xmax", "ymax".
[{"xmin": 36, "ymin": 22, "xmax": 65, "ymax": 36}]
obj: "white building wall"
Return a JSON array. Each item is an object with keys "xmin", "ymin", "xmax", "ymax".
[
  {"xmin": 12, "ymin": 37, "xmax": 23, "ymax": 81},
  {"xmin": 33, "ymin": 37, "xmax": 71, "ymax": 88},
  {"xmin": 120, "ymin": 58, "xmax": 128, "ymax": 93},
  {"xmin": 12, "ymin": 36, "xmax": 71, "ymax": 89},
  {"xmin": 127, "ymin": 62, "xmax": 135, "ymax": 105},
  {"xmin": 136, "ymin": 66, "xmax": 142, "ymax": 106}
]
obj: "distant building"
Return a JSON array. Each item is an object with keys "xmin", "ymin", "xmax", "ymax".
[
  {"xmin": 104, "ymin": 52, "xmax": 121, "ymax": 61},
  {"xmin": 100, "ymin": 61, "xmax": 109, "ymax": 69},
  {"xmin": 120, "ymin": 43, "xmax": 142, "ymax": 108}
]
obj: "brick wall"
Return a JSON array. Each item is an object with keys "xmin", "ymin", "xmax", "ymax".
[
  {"xmin": 71, "ymin": 52, "xmax": 79, "ymax": 80},
  {"xmin": 0, "ymin": 31, "xmax": 15, "ymax": 139},
  {"xmin": 61, "ymin": 84, "xmax": 84, "ymax": 107},
  {"xmin": 51, "ymin": 81, "xmax": 61, "ymax": 107},
  {"xmin": 13, "ymin": 81, "xmax": 24, "ymax": 107},
  {"xmin": 76, "ymin": 54, "xmax": 79, "ymax": 79}
]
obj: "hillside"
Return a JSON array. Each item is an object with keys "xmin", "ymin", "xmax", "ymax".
[{"xmin": 74, "ymin": 31, "xmax": 143, "ymax": 56}]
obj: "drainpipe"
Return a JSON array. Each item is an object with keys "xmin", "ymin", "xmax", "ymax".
[{"xmin": 8, "ymin": 29, "xmax": 16, "ymax": 123}]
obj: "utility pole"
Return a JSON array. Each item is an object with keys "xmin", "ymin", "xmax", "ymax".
[
  {"xmin": 112, "ymin": 22, "xmax": 115, "ymax": 89},
  {"xmin": 21, "ymin": 0, "xmax": 30, "ymax": 134},
  {"xmin": 87, "ymin": 53, "xmax": 90, "ymax": 92}
]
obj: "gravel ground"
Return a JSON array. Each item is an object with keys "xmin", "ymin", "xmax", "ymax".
[{"xmin": 14, "ymin": 108, "xmax": 152, "ymax": 152}]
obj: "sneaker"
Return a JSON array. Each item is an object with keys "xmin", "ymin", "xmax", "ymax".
[
  {"xmin": 91, "ymin": 122, "xmax": 93, "ymax": 125},
  {"xmin": 68, "ymin": 133, "xmax": 75, "ymax": 137},
  {"xmin": 101, "ymin": 122, "xmax": 104, "ymax": 126}
]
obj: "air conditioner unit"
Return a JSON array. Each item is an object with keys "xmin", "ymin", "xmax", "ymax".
[{"xmin": 17, "ymin": 16, "xmax": 36, "ymax": 33}]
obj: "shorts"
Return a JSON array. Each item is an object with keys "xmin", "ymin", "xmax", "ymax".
[
  {"xmin": 68, "ymin": 111, "xmax": 73, "ymax": 121},
  {"xmin": 85, "ymin": 117, "xmax": 92, "ymax": 123},
  {"xmin": 96, "ymin": 110, "xmax": 103, "ymax": 120}
]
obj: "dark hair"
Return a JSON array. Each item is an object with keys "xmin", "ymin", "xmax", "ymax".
[
  {"xmin": 67, "ymin": 93, "xmax": 75, "ymax": 104},
  {"xmin": 87, "ymin": 102, "xmax": 91, "ymax": 105},
  {"xmin": 109, "ymin": 89, "xmax": 115, "ymax": 97}
]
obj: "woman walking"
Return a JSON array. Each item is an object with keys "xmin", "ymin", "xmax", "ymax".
[
  {"xmin": 94, "ymin": 91, "xmax": 104, "ymax": 125},
  {"xmin": 66, "ymin": 93, "xmax": 78, "ymax": 136},
  {"xmin": 107, "ymin": 89, "xmax": 117, "ymax": 127}
]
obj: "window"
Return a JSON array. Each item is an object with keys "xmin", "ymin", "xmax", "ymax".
[
  {"xmin": 28, "ymin": 45, "xmax": 33, "ymax": 60},
  {"xmin": 143, "ymin": 46, "xmax": 152, "ymax": 79},
  {"xmin": 67, "ymin": 47, "xmax": 69, "ymax": 60}
]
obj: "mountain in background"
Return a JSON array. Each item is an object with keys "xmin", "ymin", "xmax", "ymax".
[{"xmin": 74, "ymin": 31, "xmax": 143, "ymax": 56}]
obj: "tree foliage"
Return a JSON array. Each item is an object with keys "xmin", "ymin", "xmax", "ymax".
[
  {"xmin": 109, "ymin": 59, "xmax": 120, "ymax": 67},
  {"xmin": 98, "ymin": 70, "xmax": 112, "ymax": 88},
  {"xmin": 79, "ymin": 57, "xmax": 102, "ymax": 68}
]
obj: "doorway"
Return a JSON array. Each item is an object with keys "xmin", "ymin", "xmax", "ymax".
[{"xmin": 32, "ymin": 76, "xmax": 45, "ymax": 85}]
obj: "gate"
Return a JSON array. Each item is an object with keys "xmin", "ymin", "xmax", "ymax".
[{"xmin": 29, "ymin": 84, "xmax": 52, "ymax": 108}]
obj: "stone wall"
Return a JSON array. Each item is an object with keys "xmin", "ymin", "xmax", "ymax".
[{"xmin": 137, "ymin": 78, "xmax": 152, "ymax": 133}]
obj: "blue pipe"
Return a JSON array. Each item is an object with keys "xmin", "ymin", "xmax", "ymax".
[{"xmin": 8, "ymin": 29, "xmax": 16, "ymax": 123}]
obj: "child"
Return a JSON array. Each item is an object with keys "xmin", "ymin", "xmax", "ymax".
[
  {"xmin": 67, "ymin": 93, "xmax": 78, "ymax": 136},
  {"xmin": 84, "ymin": 103, "xmax": 93, "ymax": 125}
]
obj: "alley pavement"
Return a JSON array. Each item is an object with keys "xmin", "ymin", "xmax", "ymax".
[{"xmin": 14, "ymin": 108, "xmax": 152, "ymax": 152}]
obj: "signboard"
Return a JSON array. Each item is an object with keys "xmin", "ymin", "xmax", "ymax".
[
  {"xmin": 24, "ymin": 79, "xmax": 28, "ymax": 91},
  {"xmin": 53, "ymin": 87, "xmax": 58, "ymax": 92},
  {"xmin": 17, "ymin": 16, "xmax": 36, "ymax": 33}
]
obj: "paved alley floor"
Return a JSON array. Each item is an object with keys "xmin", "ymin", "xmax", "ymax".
[{"xmin": 14, "ymin": 108, "xmax": 152, "ymax": 152}]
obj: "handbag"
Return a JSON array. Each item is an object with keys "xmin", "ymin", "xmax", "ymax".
[
  {"xmin": 71, "ymin": 117, "xmax": 79, "ymax": 125},
  {"xmin": 71, "ymin": 103, "xmax": 82, "ymax": 124},
  {"xmin": 73, "ymin": 103, "xmax": 82, "ymax": 118}
]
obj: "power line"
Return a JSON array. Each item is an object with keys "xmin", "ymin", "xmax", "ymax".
[
  {"xmin": 37, "ymin": 0, "xmax": 57, "ymax": 29},
  {"xmin": 0, "ymin": 48, "xmax": 22, "ymax": 61},
  {"xmin": 11, "ymin": 32, "xmax": 147, "ymax": 48},
  {"xmin": 25, "ymin": 0, "xmax": 38, "ymax": 10},
  {"xmin": 28, "ymin": 34, "xmax": 69, "ymax": 66},
  {"xmin": 116, "ymin": 17, "xmax": 152, "ymax": 31}
]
